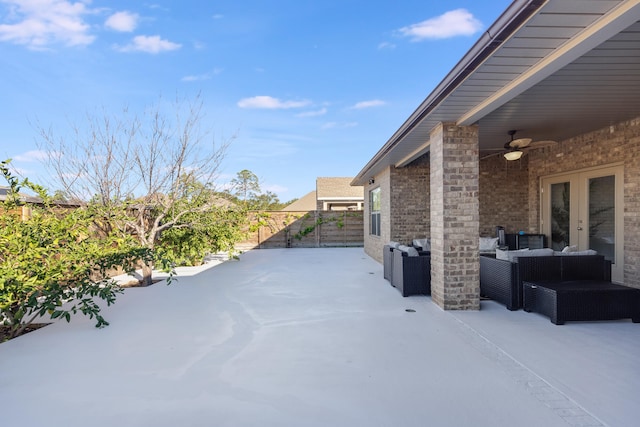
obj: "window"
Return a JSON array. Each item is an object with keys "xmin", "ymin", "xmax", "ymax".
[{"xmin": 370, "ymin": 187, "xmax": 381, "ymax": 236}]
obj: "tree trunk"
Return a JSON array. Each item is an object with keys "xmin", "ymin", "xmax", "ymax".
[{"xmin": 141, "ymin": 262, "xmax": 154, "ymax": 287}]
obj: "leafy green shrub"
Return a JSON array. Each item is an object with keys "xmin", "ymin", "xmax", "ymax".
[{"xmin": 0, "ymin": 161, "xmax": 149, "ymax": 341}]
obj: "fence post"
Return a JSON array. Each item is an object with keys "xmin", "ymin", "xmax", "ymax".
[
  {"xmin": 343, "ymin": 211, "xmax": 347, "ymax": 246},
  {"xmin": 315, "ymin": 210, "xmax": 320, "ymax": 248}
]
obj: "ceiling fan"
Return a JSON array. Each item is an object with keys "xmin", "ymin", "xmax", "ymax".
[{"xmin": 482, "ymin": 130, "xmax": 557, "ymax": 161}]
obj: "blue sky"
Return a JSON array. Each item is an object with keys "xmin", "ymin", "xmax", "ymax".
[{"xmin": 0, "ymin": 0, "xmax": 512, "ymax": 201}]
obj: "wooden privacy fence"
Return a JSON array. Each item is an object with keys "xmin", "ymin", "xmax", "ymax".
[{"xmin": 237, "ymin": 210, "xmax": 364, "ymax": 250}]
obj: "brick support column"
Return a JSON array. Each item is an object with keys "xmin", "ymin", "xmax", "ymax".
[{"xmin": 430, "ymin": 123, "xmax": 480, "ymax": 310}]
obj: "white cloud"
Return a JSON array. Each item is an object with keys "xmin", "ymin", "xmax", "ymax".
[
  {"xmin": 0, "ymin": 0, "xmax": 95, "ymax": 49},
  {"xmin": 350, "ymin": 100, "xmax": 386, "ymax": 110},
  {"xmin": 237, "ymin": 96, "xmax": 311, "ymax": 109},
  {"xmin": 105, "ymin": 11, "xmax": 138, "ymax": 32},
  {"xmin": 378, "ymin": 42, "xmax": 396, "ymax": 50},
  {"xmin": 182, "ymin": 68, "xmax": 223, "ymax": 82},
  {"xmin": 13, "ymin": 150, "xmax": 54, "ymax": 162},
  {"xmin": 296, "ymin": 108, "xmax": 327, "ymax": 118},
  {"xmin": 115, "ymin": 35, "xmax": 181, "ymax": 54},
  {"xmin": 397, "ymin": 9, "xmax": 482, "ymax": 41},
  {"xmin": 212, "ymin": 14, "xmax": 224, "ymax": 20},
  {"xmin": 322, "ymin": 121, "xmax": 358, "ymax": 130}
]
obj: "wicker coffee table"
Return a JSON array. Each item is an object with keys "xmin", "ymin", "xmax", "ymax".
[{"xmin": 522, "ymin": 280, "xmax": 640, "ymax": 325}]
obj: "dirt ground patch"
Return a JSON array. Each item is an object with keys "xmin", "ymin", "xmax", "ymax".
[{"xmin": 1, "ymin": 323, "xmax": 50, "ymax": 343}]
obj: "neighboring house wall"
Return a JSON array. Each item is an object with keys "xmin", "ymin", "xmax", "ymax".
[
  {"xmin": 316, "ymin": 177, "xmax": 364, "ymax": 211},
  {"xmin": 479, "ymin": 155, "xmax": 529, "ymax": 236},
  {"xmin": 526, "ymin": 115, "xmax": 640, "ymax": 289}
]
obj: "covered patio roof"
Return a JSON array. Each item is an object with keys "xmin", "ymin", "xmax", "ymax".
[{"xmin": 353, "ymin": 0, "xmax": 640, "ymax": 184}]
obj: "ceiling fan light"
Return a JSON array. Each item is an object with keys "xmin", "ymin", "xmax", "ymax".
[{"xmin": 504, "ymin": 150, "xmax": 523, "ymax": 161}]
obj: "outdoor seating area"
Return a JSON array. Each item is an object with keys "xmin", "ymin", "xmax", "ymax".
[{"xmin": 480, "ymin": 251, "xmax": 640, "ymax": 324}]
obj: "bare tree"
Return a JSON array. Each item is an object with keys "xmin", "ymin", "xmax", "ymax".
[{"xmin": 37, "ymin": 95, "xmax": 233, "ymax": 285}]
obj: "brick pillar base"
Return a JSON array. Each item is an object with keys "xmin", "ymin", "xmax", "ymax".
[{"xmin": 430, "ymin": 123, "xmax": 480, "ymax": 310}]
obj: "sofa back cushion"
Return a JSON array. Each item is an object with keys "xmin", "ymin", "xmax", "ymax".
[
  {"xmin": 554, "ymin": 249, "xmax": 598, "ymax": 256},
  {"xmin": 496, "ymin": 248, "xmax": 530, "ymax": 262}
]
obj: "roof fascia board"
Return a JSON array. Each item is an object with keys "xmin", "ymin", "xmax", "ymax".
[
  {"xmin": 458, "ymin": 0, "xmax": 640, "ymax": 126},
  {"xmin": 395, "ymin": 141, "xmax": 431, "ymax": 168},
  {"xmin": 317, "ymin": 196, "xmax": 364, "ymax": 201}
]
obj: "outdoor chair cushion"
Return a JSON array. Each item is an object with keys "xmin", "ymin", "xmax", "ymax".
[
  {"xmin": 398, "ymin": 244, "xmax": 419, "ymax": 257},
  {"xmin": 412, "ymin": 238, "xmax": 430, "ymax": 252}
]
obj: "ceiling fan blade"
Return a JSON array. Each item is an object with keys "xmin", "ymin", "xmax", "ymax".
[
  {"xmin": 480, "ymin": 151, "xmax": 505, "ymax": 160},
  {"xmin": 523, "ymin": 140, "xmax": 558, "ymax": 150},
  {"xmin": 508, "ymin": 137, "xmax": 532, "ymax": 149}
]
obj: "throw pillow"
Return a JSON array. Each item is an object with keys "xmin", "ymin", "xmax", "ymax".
[{"xmin": 479, "ymin": 237, "xmax": 499, "ymax": 253}]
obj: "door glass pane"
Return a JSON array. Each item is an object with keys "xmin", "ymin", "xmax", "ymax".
[
  {"xmin": 550, "ymin": 182, "xmax": 570, "ymax": 251},
  {"xmin": 589, "ymin": 175, "xmax": 615, "ymax": 262}
]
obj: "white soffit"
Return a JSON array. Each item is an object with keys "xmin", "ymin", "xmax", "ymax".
[{"xmin": 457, "ymin": 0, "xmax": 640, "ymax": 127}]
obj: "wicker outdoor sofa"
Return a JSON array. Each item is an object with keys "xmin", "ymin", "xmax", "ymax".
[
  {"xmin": 479, "ymin": 250, "xmax": 611, "ymax": 310},
  {"xmin": 481, "ymin": 252, "xmax": 640, "ymax": 324}
]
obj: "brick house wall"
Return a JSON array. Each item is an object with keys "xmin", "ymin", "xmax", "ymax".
[
  {"xmin": 526, "ymin": 115, "xmax": 640, "ymax": 289},
  {"xmin": 390, "ymin": 154, "xmax": 430, "ymax": 244},
  {"xmin": 479, "ymin": 155, "xmax": 529, "ymax": 236},
  {"xmin": 363, "ymin": 154, "xmax": 430, "ymax": 262}
]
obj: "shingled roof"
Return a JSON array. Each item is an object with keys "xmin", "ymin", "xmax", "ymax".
[
  {"xmin": 316, "ymin": 177, "xmax": 363, "ymax": 200},
  {"xmin": 281, "ymin": 191, "xmax": 317, "ymax": 211}
]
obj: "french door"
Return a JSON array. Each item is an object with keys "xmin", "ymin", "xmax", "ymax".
[{"xmin": 541, "ymin": 165, "xmax": 623, "ymax": 283}]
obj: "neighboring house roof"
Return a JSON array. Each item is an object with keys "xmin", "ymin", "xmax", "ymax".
[
  {"xmin": 316, "ymin": 177, "xmax": 363, "ymax": 200},
  {"xmin": 0, "ymin": 186, "xmax": 43, "ymax": 204},
  {"xmin": 281, "ymin": 191, "xmax": 317, "ymax": 211},
  {"xmin": 353, "ymin": 0, "xmax": 640, "ymax": 184}
]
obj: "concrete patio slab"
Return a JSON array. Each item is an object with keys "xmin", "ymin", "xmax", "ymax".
[{"xmin": 1, "ymin": 248, "xmax": 638, "ymax": 427}]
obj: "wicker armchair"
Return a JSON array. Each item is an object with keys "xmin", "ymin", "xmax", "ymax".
[
  {"xmin": 383, "ymin": 243, "xmax": 398, "ymax": 282},
  {"xmin": 391, "ymin": 247, "xmax": 431, "ymax": 297}
]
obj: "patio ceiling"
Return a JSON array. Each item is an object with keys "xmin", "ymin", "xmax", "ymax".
[{"xmin": 353, "ymin": 0, "xmax": 640, "ymax": 184}]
